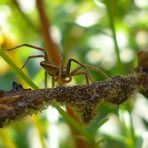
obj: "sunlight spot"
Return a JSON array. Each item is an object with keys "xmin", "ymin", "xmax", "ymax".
[
  {"xmin": 47, "ymin": 107, "xmax": 59, "ymax": 122},
  {"xmin": 19, "ymin": 0, "xmax": 35, "ymax": 13},
  {"xmin": 86, "ymin": 50, "xmax": 101, "ymax": 64},
  {"xmin": 142, "ymin": 132, "xmax": 148, "ymax": 148},
  {"xmin": 136, "ymin": 31, "xmax": 148, "ymax": 48},
  {"xmin": 135, "ymin": 0, "xmax": 148, "ymax": 8},
  {"xmin": 0, "ymin": 5, "xmax": 10, "ymax": 26},
  {"xmin": 87, "ymin": 34, "xmax": 116, "ymax": 69},
  {"xmin": 50, "ymin": 26, "xmax": 61, "ymax": 44},
  {"xmin": 99, "ymin": 114, "xmax": 120, "ymax": 135},
  {"xmin": 117, "ymin": 31, "xmax": 128, "ymax": 48},
  {"xmin": 47, "ymin": 125, "xmax": 59, "ymax": 148},
  {"xmin": 94, "ymin": 0, "xmax": 106, "ymax": 8},
  {"xmin": 46, "ymin": 107, "xmax": 60, "ymax": 148},
  {"xmin": 89, "ymin": 34, "xmax": 113, "ymax": 51},
  {"xmin": 120, "ymin": 48, "xmax": 134, "ymax": 63},
  {"xmin": 134, "ymin": 94, "xmax": 148, "ymax": 123},
  {"xmin": 75, "ymin": 10, "xmax": 103, "ymax": 27},
  {"xmin": 28, "ymin": 127, "xmax": 42, "ymax": 148}
]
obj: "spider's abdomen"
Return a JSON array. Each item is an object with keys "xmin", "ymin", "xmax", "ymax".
[{"xmin": 40, "ymin": 61, "xmax": 59, "ymax": 76}]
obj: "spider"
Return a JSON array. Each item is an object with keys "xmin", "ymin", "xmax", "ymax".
[{"xmin": 5, "ymin": 44, "xmax": 108, "ymax": 87}]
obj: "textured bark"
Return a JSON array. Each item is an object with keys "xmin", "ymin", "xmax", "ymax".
[{"xmin": 0, "ymin": 73, "xmax": 147, "ymax": 127}]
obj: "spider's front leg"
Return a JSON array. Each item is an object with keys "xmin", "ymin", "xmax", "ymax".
[
  {"xmin": 4, "ymin": 43, "xmax": 46, "ymax": 69},
  {"xmin": 5, "ymin": 43, "xmax": 45, "ymax": 52},
  {"xmin": 4, "ymin": 44, "xmax": 48, "ymax": 87}
]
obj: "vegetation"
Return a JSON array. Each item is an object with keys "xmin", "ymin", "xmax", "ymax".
[{"xmin": 0, "ymin": 0, "xmax": 147, "ymax": 148}]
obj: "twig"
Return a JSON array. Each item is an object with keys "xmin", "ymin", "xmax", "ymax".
[
  {"xmin": 0, "ymin": 73, "xmax": 147, "ymax": 127},
  {"xmin": 104, "ymin": 0, "xmax": 122, "ymax": 71},
  {"xmin": 36, "ymin": 0, "xmax": 61, "ymax": 65}
]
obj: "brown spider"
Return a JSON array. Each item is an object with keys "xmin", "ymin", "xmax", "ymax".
[{"xmin": 5, "ymin": 44, "xmax": 108, "ymax": 87}]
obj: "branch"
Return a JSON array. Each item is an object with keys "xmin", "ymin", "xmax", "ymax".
[
  {"xmin": 0, "ymin": 73, "xmax": 147, "ymax": 127},
  {"xmin": 36, "ymin": 0, "xmax": 61, "ymax": 65}
]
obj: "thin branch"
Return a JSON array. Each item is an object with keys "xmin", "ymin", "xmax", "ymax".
[
  {"xmin": 36, "ymin": 0, "xmax": 61, "ymax": 65},
  {"xmin": 0, "ymin": 73, "xmax": 147, "ymax": 127},
  {"xmin": 104, "ymin": 0, "xmax": 122, "ymax": 71}
]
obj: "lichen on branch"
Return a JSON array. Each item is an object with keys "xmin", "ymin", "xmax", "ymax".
[{"xmin": 0, "ymin": 72, "xmax": 147, "ymax": 127}]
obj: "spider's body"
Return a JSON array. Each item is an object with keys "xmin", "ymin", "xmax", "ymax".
[{"xmin": 40, "ymin": 61, "xmax": 72, "ymax": 84}]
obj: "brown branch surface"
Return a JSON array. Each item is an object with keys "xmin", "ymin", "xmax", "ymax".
[
  {"xmin": 0, "ymin": 73, "xmax": 148, "ymax": 127},
  {"xmin": 36, "ymin": 0, "xmax": 61, "ymax": 65}
]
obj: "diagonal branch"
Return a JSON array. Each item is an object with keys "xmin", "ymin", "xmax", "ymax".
[{"xmin": 0, "ymin": 73, "xmax": 147, "ymax": 127}]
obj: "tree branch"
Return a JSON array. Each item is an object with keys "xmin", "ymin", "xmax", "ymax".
[{"xmin": 0, "ymin": 73, "xmax": 147, "ymax": 127}]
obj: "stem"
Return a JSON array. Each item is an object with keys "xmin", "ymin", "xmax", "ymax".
[
  {"xmin": 36, "ymin": 0, "xmax": 61, "ymax": 65},
  {"xmin": 52, "ymin": 103, "xmax": 93, "ymax": 141},
  {"xmin": 105, "ymin": 0, "xmax": 122, "ymax": 70},
  {"xmin": 129, "ymin": 111, "xmax": 136, "ymax": 148}
]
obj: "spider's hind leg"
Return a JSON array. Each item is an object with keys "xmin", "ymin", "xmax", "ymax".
[
  {"xmin": 70, "ymin": 69, "xmax": 90, "ymax": 84},
  {"xmin": 66, "ymin": 58, "xmax": 108, "ymax": 84},
  {"xmin": 66, "ymin": 58, "xmax": 93, "ymax": 84}
]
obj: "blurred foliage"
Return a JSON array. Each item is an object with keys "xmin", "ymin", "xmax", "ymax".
[{"xmin": 0, "ymin": 0, "xmax": 147, "ymax": 148}]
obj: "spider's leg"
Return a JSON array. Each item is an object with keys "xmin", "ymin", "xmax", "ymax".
[
  {"xmin": 86, "ymin": 64, "xmax": 108, "ymax": 78},
  {"xmin": 52, "ymin": 76, "xmax": 55, "ymax": 87},
  {"xmin": 70, "ymin": 70, "xmax": 90, "ymax": 84},
  {"xmin": 57, "ymin": 62, "xmax": 63, "ymax": 85},
  {"xmin": 20, "ymin": 55, "xmax": 45, "ymax": 69},
  {"xmin": 66, "ymin": 58, "xmax": 93, "ymax": 83},
  {"xmin": 44, "ymin": 73, "xmax": 55, "ymax": 88},
  {"xmin": 4, "ymin": 43, "xmax": 45, "ymax": 52},
  {"xmin": 66, "ymin": 58, "xmax": 108, "ymax": 83},
  {"xmin": 44, "ymin": 72, "xmax": 56, "ymax": 88}
]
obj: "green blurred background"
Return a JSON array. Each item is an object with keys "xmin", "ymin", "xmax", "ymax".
[{"xmin": 0, "ymin": 0, "xmax": 147, "ymax": 148}]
